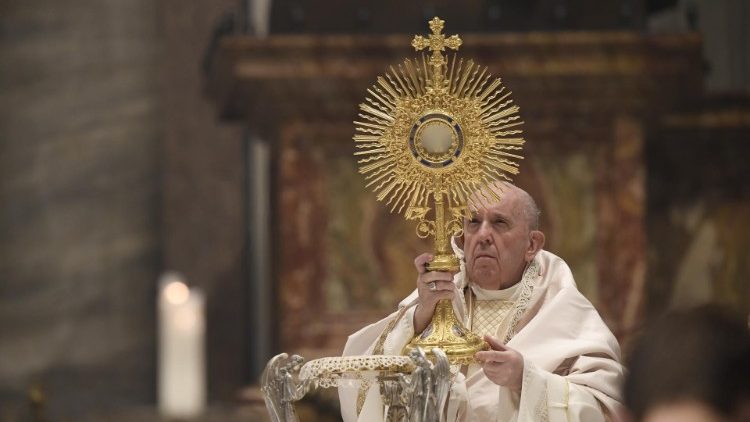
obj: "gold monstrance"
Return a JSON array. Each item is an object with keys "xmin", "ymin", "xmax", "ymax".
[{"xmin": 354, "ymin": 17, "xmax": 525, "ymax": 364}]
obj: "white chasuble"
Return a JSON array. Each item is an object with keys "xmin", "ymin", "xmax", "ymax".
[{"xmin": 339, "ymin": 250, "xmax": 624, "ymax": 422}]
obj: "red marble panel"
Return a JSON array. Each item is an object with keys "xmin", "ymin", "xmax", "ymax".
[
  {"xmin": 596, "ymin": 115, "xmax": 647, "ymax": 339},
  {"xmin": 277, "ymin": 122, "xmax": 434, "ymax": 356}
]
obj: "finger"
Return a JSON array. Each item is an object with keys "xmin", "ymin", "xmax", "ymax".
[
  {"xmin": 477, "ymin": 349, "xmax": 515, "ymax": 361},
  {"xmin": 474, "ymin": 351, "xmax": 507, "ymax": 363},
  {"xmin": 418, "ymin": 272, "xmax": 455, "ymax": 293},
  {"xmin": 484, "ymin": 335, "xmax": 508, "ymax": 351},
  {"xmin": 435, "ymin": 282, "xmax": 457, "ymax": 292},
  {"xmin": 420, "ymin": 271, "xmax": 455, "ymax": 283},
  {"xmin": 422, "ymin": 280, "xmax": 455, "ymax": 293},
  {"xmin": 414, "ymin": 253, "xmax": 433, "ymax": 274},
  {"xmin": 482, "ymin": 366, "xmax": 504, "ymax": 377},
  {"xmin": 430, "ymin": 290, "xmax": 455, "ymax": 302}
]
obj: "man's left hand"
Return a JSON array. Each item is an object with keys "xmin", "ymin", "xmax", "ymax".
[{"xmin": 475, "ymin": 335, "xmax": 524, "ymax": 392}]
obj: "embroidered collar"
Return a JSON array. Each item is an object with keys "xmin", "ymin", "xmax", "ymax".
[{"xmin": 470, "ymin": 281, "xmax": 521, "ymax": 301}]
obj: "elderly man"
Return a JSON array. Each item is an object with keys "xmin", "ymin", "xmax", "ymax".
[{"xmin": 339, "ymin": 182, "xmax": 624, "ymax": 421}]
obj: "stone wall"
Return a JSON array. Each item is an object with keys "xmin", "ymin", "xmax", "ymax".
[
  {"xmin": 0, "ymin": 0, "xmax": 252, "ymax": 417},
  {"xmin": 0, "ymin": 1, "xmax": 161, "ymax": 418}
]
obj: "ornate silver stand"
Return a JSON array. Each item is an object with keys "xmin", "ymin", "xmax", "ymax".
[{"xmin": 261, "ymin": 347, "xmax": 453, "ymax": 422}]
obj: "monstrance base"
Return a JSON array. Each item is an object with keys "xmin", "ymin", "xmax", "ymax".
[{"xmin": 403, "ymin": 299, "xmax": 488, "ymax": 365}]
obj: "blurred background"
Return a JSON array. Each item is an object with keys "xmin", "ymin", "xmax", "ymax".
[{"xmin": 1, "ymin": 0, "xmax": 748, "ymax": 420}]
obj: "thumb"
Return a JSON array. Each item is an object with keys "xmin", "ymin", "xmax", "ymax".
[
  {"xmin": 484, "ymin": 335, "xmax": 507, "ymax": 351},
  {"xmin": 414, "ymin": 253, "xmax": 434, "ymax": 274}
]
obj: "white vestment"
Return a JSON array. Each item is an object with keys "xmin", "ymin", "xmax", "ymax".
[{"xmin": 339, "ymin": 250, "xmax": 624, "ymax": 422}]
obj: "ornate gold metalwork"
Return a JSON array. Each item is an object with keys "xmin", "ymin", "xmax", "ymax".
[
  {"xmin": 402, "ymin": 300, "xmax": 488, "ymax": 365},
  {"xmin": 354, "ymin": 17, "xmax": 525, "ymax": 363}
]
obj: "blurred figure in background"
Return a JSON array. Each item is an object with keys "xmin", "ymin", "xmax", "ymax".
[{"xmin": 624, "ymin": 306, "xmax": 750, "ymax": 422}]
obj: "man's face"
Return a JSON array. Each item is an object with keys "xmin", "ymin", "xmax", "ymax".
[{"xmin": 463, "ymin": 188, "xmax": 532, "ymax": 290}]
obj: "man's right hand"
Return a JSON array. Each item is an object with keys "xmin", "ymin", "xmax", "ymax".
[{"xmin": 413, "ymin": 253, "xmax": 458, "ymax": 334}]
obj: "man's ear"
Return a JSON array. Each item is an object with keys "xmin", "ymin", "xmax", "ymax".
[
  {"xmin": 455, "ymin": 234, "xmax": 464, "ymax": 250},
  {"xmin": 526, "ymin": 230, "xmax": 545, "ymax": 261}
]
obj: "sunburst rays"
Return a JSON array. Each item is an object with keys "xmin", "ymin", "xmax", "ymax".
[{"xmin": 354, "ymin": 53, "xmax": 524, "ymax": 219}]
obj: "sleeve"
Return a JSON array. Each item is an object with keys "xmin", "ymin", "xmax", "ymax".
[
  {"xmin": 382, "ymin": 305, "xmax": 417, "ymax": 355},
  {"xmin": 339, "ymin": 304, "xmax": 417, "ymax": 422},
  {"xmin": 515, "ymin": 359, "xmax": 610, "ymax": 422}
]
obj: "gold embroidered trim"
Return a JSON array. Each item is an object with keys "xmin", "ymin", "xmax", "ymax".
[
  {"xmin": 564, "ymin": 378, "xmax": 570, "ymax": 422},
  {"xmin": 355, "ymin": 377, "xmax": 374, "ymax": 417},
  {"xmin": 356, "ymin": 305, "xmax": 412, "ymax": 416},
  {"xmin": 503, "ymin": 259, "xmax": 538, "ymax": 343}
]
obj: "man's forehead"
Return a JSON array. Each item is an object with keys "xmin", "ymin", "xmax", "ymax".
[{"xmin": 467, "ymin": 200, "xmax": 512, "ymax": 216}]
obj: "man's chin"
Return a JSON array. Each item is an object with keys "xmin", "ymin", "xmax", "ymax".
[{"xmin": 468, "ymin": 267, "xmax": 499, "ymax": 287}]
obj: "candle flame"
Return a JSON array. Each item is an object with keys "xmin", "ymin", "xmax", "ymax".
[{"xmin": 164, "ymin": 281, "xmax": 190, "ymax": 305}]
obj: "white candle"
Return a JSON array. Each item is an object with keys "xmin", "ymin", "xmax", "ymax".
[{"xmin": 158, "ymin": 273, "xmax": 206, "ymax": 418}]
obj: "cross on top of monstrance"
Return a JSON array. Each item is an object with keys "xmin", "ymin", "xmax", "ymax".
[
  {"xmin": 354, "ymin": 17, "xmax": 526, "ymax": 363},
  {"xmin": 411, "ymin": 17, "xmax": 462, "ymax": 87}
]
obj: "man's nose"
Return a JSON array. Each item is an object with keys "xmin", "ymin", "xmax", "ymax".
[{"xmin": 477, "ymin": 221, "xmax": 493, "ymax": 244}]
